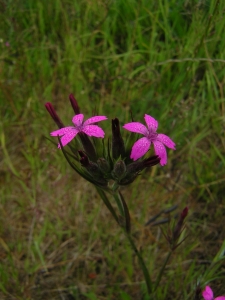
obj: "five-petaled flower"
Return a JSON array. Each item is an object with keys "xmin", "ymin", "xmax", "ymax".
[
  {"xmin": 51, "ymin": 114, "xmax": 107, "ymax": 148},
  {"xmin": 202, "ymin": 286, "xmax": 225, "ymax": 300},
  {"xmin": 123, "ymin": 114, "xmax": 175, "ymax": 166}
]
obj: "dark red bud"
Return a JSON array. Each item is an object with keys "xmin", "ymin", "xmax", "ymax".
[
  {"xmin": 78, "ymin": 132, "xmax": 97, "ymax": 161},
  {"xmin": 78, "ymin": 150, "xmax": 89, "ymax": 167},
  {"xmin": 79, "ymin": 151, "xmax": 107, "ymax": 186},
  {"xmin": 69, "ymin": 94, "xmax": 80, "ymax": 115},
  {"xmin": 173, "ymin": 206, "xmax": 188, "ymax": 242},
  {"xmin": 45, "ymin": 102, "xmax": 64, "ymax": 128},
  {"xmin": 126, "ymin": 155, "xmax": 160, "ymax": 174},
  {"xmin": 181, "ymin": 207, "xmax": 188, "ymax": 220}
]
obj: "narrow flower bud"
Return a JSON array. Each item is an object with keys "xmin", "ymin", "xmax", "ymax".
[
  {"xmin": 172, "ymin": 206, "xmax": 188, "ymax": 242},
  {"xmin": 78, "ymin": 150, "xmax": 89, "ymax": 167},
  {"xmin": 117, "ymin": 155, "xmax": 160, "ymax": 185},
  {"xmin": 69, "ymin": 93, "xmax": 80, "ymax": 115},
  {"xmin": 78, "ymin": 151, "xmax": 107, "ymax": 186},
  {"xmin": 97, "ymin": 158, "xmax": 111, "ymax": 173},
  {"xmin": 118, "ymin": 174, "xmax": 137, "ymax": 185},
  {"xmin": 112, "ymin": 118, "xmax": 125, "ymax": 159},
  {"xmin": 78, "ymin": 132, "xmax": 97, "ymax": 161},
  {"xmin": 45, "ymin": 102, "xmax": 64, "ymax": 128},
  {"xmin": 112, "ymin": 160, "xmax": 126, "ymax": 180},
  {"xmin": 126, "ymin": 155, "xmax": 160, "ymax": 174},
  {"xmin": 181, "ymin": 206, "xmax": 188, "ymax": 219}
]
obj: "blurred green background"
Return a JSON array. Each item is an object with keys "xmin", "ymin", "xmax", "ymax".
[{"xmin": 1, "ymin": 0, "xmax": 225, "ymax": 299}]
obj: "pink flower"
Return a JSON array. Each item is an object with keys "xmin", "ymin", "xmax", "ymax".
[
  {"xmin": 202, "ymin": 286, "xmax": 225, "ymax": 300},
  {"xmin": 51, "ymin": 114, "xmax": 107, "ymax": 148},
  {"xmin": 123, "ymin": 114, "xmax": 175, "ymax": 166}
]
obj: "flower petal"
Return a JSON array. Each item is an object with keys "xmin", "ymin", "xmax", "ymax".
[
  {"xmin": 144, "ymin": 114, "xmax": 158, "ymax": 131},
  {"xmin": 215, "ymin": 297, "xmax": 225, "ymax": 300},
  {"xmin": 57, "ymin": 129, "xmax": 78, "ymax": 148},
  {"xmin": 123, "ymin": 122, "xmax": 148, "ymax": 135},
  {"xmin": 83, "ymin": 116, "xmax": 107, "ymax": 126},
  {"xmin": 153, "ymin": 141, "xmax": 167, "ymax": 166},
  {"xmin": 130, "ymin": 137, "xmax": 151, "ymax": 161},
  {"xmin": 202, "ymin": 286, "xmax": 214, "ymax": 300},
  {"xmin": 72, "ymin": 114, "xmax": 84, "ymax": 126},
  {"xmin": 157, "ymin": 134, "xmax": 176, "ymax": 150},
  {"xmin": 51, "ymin": 127, "xmax": 75, "ymax": 136},
  {"xmin": 82, "ymin": 125, "xmax": 105, "ymax": 138}
]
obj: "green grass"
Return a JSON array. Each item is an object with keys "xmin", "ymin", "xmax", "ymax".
[{"xmin": 1, "ymin": 0, "xmax": 225, "ymax": 299}]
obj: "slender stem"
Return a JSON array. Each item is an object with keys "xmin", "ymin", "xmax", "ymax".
[
  {"xmin": 97, "ymin": 188, "xmax": 153, "ymax": 295},
  {"xmin": 154, "ymin": 250, "xmax": 172, "ymax": 291},
  {"xmin": 118, "ymin": 191, "xmax": 131, "ymax": 233},
  {"xmin": 95, "ymin": 187, "xmax": 119, "ymax": 225},
  {"xmin": 112, "ymin": 191, "xmax": 124, "ymax": 216},
  {"xmin": 126, "ymin": 233, "xmax": 152, "ymax": 295}
]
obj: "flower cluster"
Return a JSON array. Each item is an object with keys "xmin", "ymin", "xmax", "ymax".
[{"xmin": 46, "ymin": 94, "xmax": 175, "ymax": 189}]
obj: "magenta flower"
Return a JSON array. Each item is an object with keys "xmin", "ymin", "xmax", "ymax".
[
  {"xmin": 123, "ymin": 114, "xmax": 175, "ymax": 166},
  {"xmin": 51, "ymin": 114, "xmax": 107, "ymax": 148},
  {"xmin": 202, "ymin": 286, "xmax": 225, "ymax": 300}
]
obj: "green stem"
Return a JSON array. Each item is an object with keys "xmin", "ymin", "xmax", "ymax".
[
  {"xmin": 118, "ymin": 191, "xmax": 131, "ymax": 233},
  {"xmin": 97, "ymin": 188, "xmax": 152, "ymax": 295},
  {"xmin": 112, "ymin": 190, "xmax": 124, "ymax": 216},
  {"xmin": 126, "ymin": 233, "xmax": 152, "ymax": 295},
  {"xmin": 154, "ymin": 250, "xmax": 172, "ymax": 291},
  {"xmin": 95, "ymin": 187, "xmax": 119, "ymax": 225}
]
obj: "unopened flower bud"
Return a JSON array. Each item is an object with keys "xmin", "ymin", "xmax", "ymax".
[
  {"xmin": 112, "ymin": 160, "xmax": 126, "ymax": 180},
  {"xmin": 79, "ymin": 151, "xmax": 107, "ymax": 186},
  {"xmin": 45, "ymin": 102, "xmax": 64, "ymax": 128},
  {"xmin": 160, "ymin": 207, "xmax": 188, "ymax": 250},
  {"xmin": 181, "ymin": 206, "xmax": 188, "ymax": 219},
  {"xmin": 126, "ymin": 155, "xmax": 160, "ymax": 174},
  {"xmin": 69, "ymin": 93, "xmax": 80, "ymax": 115},
  {"xmin": 97, "ymin": 158, "xmax": 111, "ymax": 173},
  {"xmin": 79, "ymin": 150, "xmax": 89, "ymax": 167},
  {"xmin": 78, "ymin": 132, "xmax": 97, "ymax": 161},
  {"xmin": 112, "ymin": 118, "xmax": 125, "ymax": 159},
  {"xmin": 118, "ymin": 174, "xmax": 137, "ymax": 185},
  {"xmin": 173, "ymin": 206, "xmax": 188, "ymax": 242},
  {"xmin": 118, "ymin": 155, "xmax": 160, "ymax": 185}
]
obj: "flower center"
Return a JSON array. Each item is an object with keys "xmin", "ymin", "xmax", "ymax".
[
  {"xmin": 147, "ymin": 129, "xmax": 158, "ymax": 140},
  {"xmin": 75, "ymin": 124, "xmax": 84, "ymax": 131}
]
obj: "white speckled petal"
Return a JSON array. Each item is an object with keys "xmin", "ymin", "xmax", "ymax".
[
  {"xmin": 130, "ymin": 137, "xmax": 151, "ymax": 161},
  {"xmin": 72, "ymin": 114, "xmax": 84, "ymax": 126},
  {"xmin": 157, "ymin": 134, "xmax": 176, "ymax": 150},
  {"xmin": 123, "ymin": 122, "xmax": 148, "ymax": 135},
  {"xmin": 50, "ymin": 127, "xmax": 74, "ymax": 136},
  {"xmin": 82, "ymin": 125, "xmax": 105, "ymax": 138},
  {"xmin": 153, "ymin": 141, "xmax": 167, "ymax": 166},
  {"xmin": 83, "ymin": 116, "xmax": 107, "ymax": 126},
  {"xmin": 144, "ymin": 114, "xmax": 158, "ymax": 131}
]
